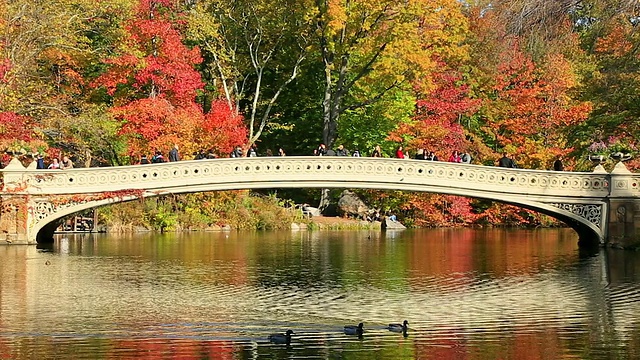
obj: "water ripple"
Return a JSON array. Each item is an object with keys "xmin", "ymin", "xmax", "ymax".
[{"xmin": 1, "ymin": 230, "xmax": 639, "ymax": 359}]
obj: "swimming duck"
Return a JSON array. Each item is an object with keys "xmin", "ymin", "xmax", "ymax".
[
  {"xmin": 344, "ymin": 322, "xmax": 364, "ymax": 336},
  {"xmin": 268, "ymin": 330, "xmax": 294, "ymax": 345},
  {"xmin": 387, "ymin": 320, "xmax": 408, "ymax": 333}
]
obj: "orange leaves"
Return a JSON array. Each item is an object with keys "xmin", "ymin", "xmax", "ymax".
[
  {"xmin": 0, "ymin": 112, "xmax": 34, "ymax": 142},
  {"xmin": 396, "ymin": 193, "xmax": 477, "ymax": 227},
  {"xmin": 94, "ymin": 54, "xmax": 140, "ymax": 96},
  {"xmin": 115, "ymin": 97, "xmax": 175, "ymax": 143},
  {"xmin": 40, "ymin": 48, "xmax": 86, "ymax": 96},
  {"xmin": 326, "ymin": 0, "xmax": 347, "ymax": 34},
  {"xmin": 318, "ymin": 0, "xmax": 470, "ymax": 146},
  {"xmin": 200, "ymin": 101, "xmax": 248, "ymax": 154},
  {"xmin": 582, "ymin": 13, "xmax": 640, "ymax": 164},
  {"xmin": 0, "ymin": 58, "xmax": 10, "ymax": 84},
  {"xmin": 416, "ymin": 70, "xmax": 481, "ymax": 121},
  {"xmin": 595, "ymin": 23, "xmax": 634, "ymax": 57},
  {"xmin": 471, "ymin": 26, "xmax": 591, "ymax": 166},
  {"xmin": 493, "ymin": 39, "xmax": 537, "ymax": 93},
  {"xmin": 542, "ymin": 53, "xmax": 577, "ymax": 94},
  {"xmin": 0, "ymin": 112, "xmax": 48, "ymax": 154},
  {"xmin": 114, "ymin": 97, "xmax": 247, "ymax": 156}
]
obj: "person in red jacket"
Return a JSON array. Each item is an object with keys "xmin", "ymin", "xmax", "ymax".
[{"xmin": 448, "ymin": 150, "xmax": 461, "ymax": 163}]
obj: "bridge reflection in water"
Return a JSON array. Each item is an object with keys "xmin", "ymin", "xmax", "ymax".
[
  {"xmin": 0, "ymin": 229, "xmax": 640, "ymax": 359},
  {"xmin": 4, "ymin": 156, "xmax": 640, "ymax": 247},
  {"xmin": 0, "ymin": 229, "xmax": 638, "ymax": 359}
]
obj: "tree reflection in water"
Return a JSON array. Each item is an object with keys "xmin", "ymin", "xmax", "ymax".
[{"xmin": 0, "ymin": 229, "xmax": 638, "ymax": 359}]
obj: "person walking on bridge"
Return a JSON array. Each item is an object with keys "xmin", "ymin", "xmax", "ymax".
[
  {"xmin": 169, "ymin": 144, "xmax": 180, "ymax": 162},
  {"xmin": 152, "ymin": 150, "xmax": 165, "ymax": 163},
  {"xmin": 371, "ymin": 145, "xmax": 383, "ymax": 157},
  {"xmin": 448, "ymin": 150, "xmax": 461, "ymax": 163},
  {"xmin": 498, "ymin": 152, "xmax": 516, "ymax": 168},
  {"xmin": 48, "ymin": 158, "xmax": 60, "ymax": 169},
  {"xmin": 316, "ymin": 143, "xmax": 327, "ymax": 156},
  {"xmin": 553, "ymin": 156, "xmax": 564, "ymax": 171},
  {"xmin": 36, "ymin": 154, "xmax": 45, "ymax": 169},
  {"xmin": 140, "ymin": 154, "xmax": 150, "ymax": 164}
]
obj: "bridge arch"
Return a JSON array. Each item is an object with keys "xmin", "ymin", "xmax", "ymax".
[
  {"xmin": 6, "ymin": 157, "xmax": 609, "ymax": 245},
  {"xmin": 30, "ymin": 182, "xmax": 605, "ymax": 246}
]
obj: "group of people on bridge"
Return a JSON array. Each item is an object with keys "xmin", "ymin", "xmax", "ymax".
[
  {"xmin": 34, "ymin": 154, "xmax": 74, "ymax": 170},
  {"xmin": 2, "ymin": 142, "xmax": 564, "ymax": 173}
]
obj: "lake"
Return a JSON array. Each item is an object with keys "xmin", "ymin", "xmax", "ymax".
[{"xmin": 1, "ymin": 228, "xmax": 639, "ymax": 359}]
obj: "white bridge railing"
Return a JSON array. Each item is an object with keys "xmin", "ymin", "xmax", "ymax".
[{"xmin": 0, "ymin": 156, "xmax": 618, "ymax": 199}]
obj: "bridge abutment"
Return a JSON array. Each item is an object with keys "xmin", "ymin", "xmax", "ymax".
[
  {"xmin": 0, "ymin": 194, "xmax": 31, "ymax": 245},
  {"xmin": 1, "ymin": 158, "xmax": 33, "ymax": 244},
  {"xmin": 606, "ymin": 199, "xmax": 640, "ymax": 249},
  {"xmin": 607, "ymin": 163, "xmax": 640, "ymax": 250}
]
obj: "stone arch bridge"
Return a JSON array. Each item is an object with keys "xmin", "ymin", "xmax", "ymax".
[{"xmin": 1, "ymin": 156, "xmax": 640, "ymax": 248}]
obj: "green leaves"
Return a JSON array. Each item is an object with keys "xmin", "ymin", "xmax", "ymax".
[{"xmin": 315, "ymin": 0, "xmax": 470, "ymax": 147}]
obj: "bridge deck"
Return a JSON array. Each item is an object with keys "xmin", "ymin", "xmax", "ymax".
[{"xmin": 1, "ymin": 157, "xmax": 620, "ymax": 199}]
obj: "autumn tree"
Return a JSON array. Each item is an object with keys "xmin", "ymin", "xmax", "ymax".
[
  {"xmin": 472, "ymin": 0, "xmax": 638, "ymax": 169},
  {"xmin": 0, "ymin": 112, "xmax": 48, "ymax": 166},
  {"xmin": 0, "ymin": 0, "xmax": 96, "ymax": 116},
  {"xmin": 464, "ymin": 6, "xmax": 592, "ymax": 170},
  {"xmin": 187, "ymin": 0, "xmax": 312, "ymax": 150},
  {"xmin": 368, "ymin": 65, "xmax": 482, "ymax": 226},
  {"xmin": 93, "ymin": 0, "xmax": 246, "ymax": 160},
  {"xmin": 0, "ymin": 0, "xmax": 138, "ymax": 166},
  {"xmin": 389, "ymin": 67, "xmax": 481, "ymax": 159},
  {"xmin": 572, "ymin": 14, "xmax": 640, "ymax": 170},
  {"xmin": 314, "ymin": 0, "xmax": 469, "ymax": 149}
]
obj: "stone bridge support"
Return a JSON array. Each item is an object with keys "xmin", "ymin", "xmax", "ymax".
[
  {"xmin": 0, "ymin": 194, "xmax": 30, "ymax": 244},
  {"xmin": 1, "ymin": 158, "xmax": 31, "ymax": 244},
  {"xmin": 607, "ymin": 163, "xmax": 640, "ymax": 249}
]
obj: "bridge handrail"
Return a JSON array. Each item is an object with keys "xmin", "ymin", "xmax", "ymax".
[{"xmin": 0, "ymin": 156, "xmax": 617, "ymax": 198}]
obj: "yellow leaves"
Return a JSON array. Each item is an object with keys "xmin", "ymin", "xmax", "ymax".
[
  {"xmin": 326, "ymin": 0, "xmax": 348, "ymax": 34},
  {"xmin": 321, "ymin": 0, "xmax": 469, "ymax": 91},
  {"xmin": 185, "ymin": 5, "xmax": 220, "ymax": 48},
  {"xmin": 1, "ymin": 0, "xmax": 135, "ymax": 121}
]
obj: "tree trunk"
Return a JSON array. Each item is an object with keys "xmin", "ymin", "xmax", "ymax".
[{"xmin": 318, "ymin": 188, "xmax": 331, "ymax": 213}]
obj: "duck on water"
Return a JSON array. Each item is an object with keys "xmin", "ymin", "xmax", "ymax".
[
  {"xmin": 344, "ymin": 323, "xmax": 364, "ymax": 336},
  {"xmin": 268, "ymin": 330, "xmax": 294, "ymax": 345},
  {"xmin": 387, "ymin": 320, "xmax": 409, "ymax": 334}
]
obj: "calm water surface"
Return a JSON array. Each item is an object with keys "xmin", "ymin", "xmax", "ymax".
[{"xmin": 1, "ymin": 228, "xmax": 639, "ymax": 359}]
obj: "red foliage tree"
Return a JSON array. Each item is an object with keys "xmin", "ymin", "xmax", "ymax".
[
  {"xmin": 0, "ymin": 112, "xmax": 35, "ymax": 143},
  {"xmin": 485, "ymin": 40, "xmax": 591, "ymax": 169},
  {"xmin": 0, "ymin": 112, "xmax": 48, "ymax": 166},
  {"xmin": 390, "ymin": 67, "xmax": 481, "ymax": 160},
  {"xmin": 200, "ymin": 100, "xmax": 248, "ymax": 155},
  {"xmin": 466, "ymin": 6, "xmax": 592, "ymax": 170},
  {"xmin": 94, "ymin": 0, "xmax": 204, "ymax": 105},
  {"xmin": 93, "ymin": 0, "xmax": 246, "ymax": 158},
  {"xmin": 384, "ymin": 67, "xmax": 482, "ymax": 226}
]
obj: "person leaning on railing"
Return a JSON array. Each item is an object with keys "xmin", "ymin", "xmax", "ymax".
[{"xmin": 60, "ymin": 156, "xmax": 74, "ymax": 170}]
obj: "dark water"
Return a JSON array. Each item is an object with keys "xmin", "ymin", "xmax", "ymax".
[{"xmin": 1, "ymin": 229, "xmax": 639, "ymax": 359}]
